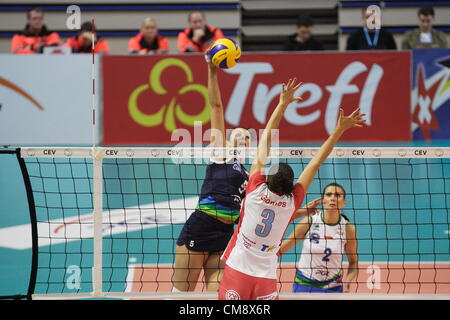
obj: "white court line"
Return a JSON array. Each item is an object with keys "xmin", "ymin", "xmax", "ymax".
[
  {"xmin": 0, "ymin": 197, "xmax": 197, "ymax": 250},
  {"xmin": 125, "ymin": 257, "xmax": 137, "ymax": 298}
]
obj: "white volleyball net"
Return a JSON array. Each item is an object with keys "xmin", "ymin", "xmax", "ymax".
[{"xmin": 3, "ymin": 147, "xmax": 449, "ymax": 300}]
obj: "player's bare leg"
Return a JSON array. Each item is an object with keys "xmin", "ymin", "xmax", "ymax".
[
  {"xmin": 172, "ymin": 244, "xmax": 207, "ymax": 291},
  {"xmin": 203, "ymin": 251, "xmax": 224, "ymax": 291}
]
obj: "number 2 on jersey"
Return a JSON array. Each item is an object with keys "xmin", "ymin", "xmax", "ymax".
[
  {"xmin": 255, "ymin": 209, "xmax": 275, "ymax": 237},
  {"xmin": 322, "ymin": 248, "xmax": 332, "ymax": 262}
]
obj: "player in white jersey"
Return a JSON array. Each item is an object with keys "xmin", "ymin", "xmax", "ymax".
[
  {"xmin": 280, "ymin": 183, "xmax": 358, "ymax": 293},
  {"xmin": 218, "ymin": 77, "xmax": 366, "ymax": 300}
]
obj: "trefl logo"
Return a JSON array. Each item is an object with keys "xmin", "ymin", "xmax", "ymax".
[
  {"xmin": 128, "ymin": 58, "xmax": 210, "ymax": 132},
  {"xmin": 223, "ymin": 61, "xmax": 382, "ymax": 134},
  {"xmin": 128, "ymin": 59, "xmax": 382, "ymax": 135}
]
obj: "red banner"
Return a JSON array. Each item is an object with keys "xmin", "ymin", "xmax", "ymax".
[{"xmin": 102, "ymin": 52, "xmax": 411, "ymax": 145}]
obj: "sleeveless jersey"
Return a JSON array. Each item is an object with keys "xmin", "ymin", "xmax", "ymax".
[
  {"xmin": 222, "ymin": 171, "xmax": 305, "ymax": 279},
  {"xmin": 296, "ymin": 211, "xmax": 348, "ymax": 289},
  {"xmin": 196, "ymin": 158, "xmax": 248, "ymax": 222}
]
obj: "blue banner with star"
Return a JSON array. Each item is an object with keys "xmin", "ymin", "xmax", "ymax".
[{"xmin": 412, "ymin": 49, "xmax": 450, "ymax": 141}]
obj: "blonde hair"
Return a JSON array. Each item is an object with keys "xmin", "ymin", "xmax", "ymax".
[{"xmin": 142, "ymin": 17, "xmax": 157, "ymax": 27}]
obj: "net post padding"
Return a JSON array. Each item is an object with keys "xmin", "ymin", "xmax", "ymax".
[
  {"xmin": 16, "ymin": 148, "xmax": 39, "ymax": 300},
  {"xmin": 92, "ymin": 147, "xmax": 104, "ymax": 298}
]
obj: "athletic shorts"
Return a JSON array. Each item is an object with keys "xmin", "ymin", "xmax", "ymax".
[
  {"xmin": 176, "ymin": 210, "xmax": 234, "ymax": 253},
  {"xmin": 218, "ymin": 265, "xmax": 279, "ymax": 300},
  {"xmin": 292, "ymin": 282, "xmax": 343, "ymax": 293}
]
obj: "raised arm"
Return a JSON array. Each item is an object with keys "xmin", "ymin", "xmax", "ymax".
[
  {"xmin": 205, "ymin": 50, "xmax": 226, "ymax": 148},
  {"xmin": 249, "ymin": 78, "xmax": 303, "ymax": 176},
  {"xmin": 296, "ymin": 108, "xmax": 365, "ymax": 192}
]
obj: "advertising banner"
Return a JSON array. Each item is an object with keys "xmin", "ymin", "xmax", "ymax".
[
  {"xmin": 102, "ymin": 52, "xmax": 411, "ymax": 145},
  {"xmin": 0, "ymin": 55, "xmax": 100, "ymax": 145},
  {"xmin": 411, "ymin": 49, "xmax": 450, "ymax": 141}
]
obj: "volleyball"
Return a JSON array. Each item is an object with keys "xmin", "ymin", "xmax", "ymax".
[{"xmin": 208, "ymin": 38, "xmax": 241, "ymax": 69}]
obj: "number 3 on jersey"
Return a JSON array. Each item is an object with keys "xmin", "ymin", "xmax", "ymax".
[{"xmin": 255, "ymin": 209, "xmax": 275, "ymax": 237}]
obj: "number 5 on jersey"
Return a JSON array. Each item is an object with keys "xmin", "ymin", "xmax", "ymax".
[{"xmin": 255, "ymin": 209, "xmax": 275, "ymax": 237}]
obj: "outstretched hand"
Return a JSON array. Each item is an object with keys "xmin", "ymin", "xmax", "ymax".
[
  {"xmin": 336, "ymin": 107, "xmax": 366, "ymax": 132},
  {"xmin": 279, "ymin": 78, "xmax": 303, "ymax": 106},
  {"xmin": 204, "ymin": 47, "xmax": 216, "ymax": 68}
]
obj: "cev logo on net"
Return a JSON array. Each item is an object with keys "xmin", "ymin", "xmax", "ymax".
[{"xmin": 128, "ymin": 58, "xmax": 210, "ymax": 132}]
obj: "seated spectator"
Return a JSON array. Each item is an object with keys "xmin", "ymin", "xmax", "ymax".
[
  {"xmin": 128, "ymin": 18, "xmax": 169, "ymax": 54},
  {"xmin": 284, "ymin": 15, "xmax": 324, "ymax": 51},
  {"xmin": 346, "ymin": 7, "xmax": 397, "ymax": 51},
  {"xmin": 64, "ymin": 22, "xmax": 110, "ymax": 54},
  {"xmin": 401, "ymin": 6, "xmax": 448, "ymax": 49},
  {"xmin": 178, "ymin": 11, "xmax": 224, "ymax": 53},
  {"xmin": 11, "ymin": 7, "xmax": 61, "ymax": 54}
]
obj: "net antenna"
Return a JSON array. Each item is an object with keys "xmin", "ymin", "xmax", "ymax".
[
  {"xmin": 14, "ymin": 147, "xmax": 450, "ymax": 300},
  {"xmin": 91, "ymin": 17, "xmax": 96, "ymax": 149}
]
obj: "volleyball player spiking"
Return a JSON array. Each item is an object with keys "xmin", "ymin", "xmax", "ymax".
[{"xmin": 172, "ymin": 48, "xmax": 250, "ymax": 292}]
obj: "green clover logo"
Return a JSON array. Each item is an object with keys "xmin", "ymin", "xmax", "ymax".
[{"xmin": 128, "ymin": 58, "xmax": 210, "ymax": 132}]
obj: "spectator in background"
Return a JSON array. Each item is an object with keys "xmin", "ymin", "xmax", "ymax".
[
  {"xmin": 178, "ymin": 11, "xmax": 224, "ymax": 53},
  {"xmin": 11, "ymin": 7, "xmax": 61, "ymax": 54},
  {"xmin": 346, "ymin": 7, "xmax": 397, "ymax": 51},
  {"xmin": 64, "ymin": 21, "xmax": 110, "ymax": 54},
  {"xmin": 128, "ymin": 18, "xmax": 169, "ymax": 54},
  {"xmin": 284, "ymin": 15, "xmax": 324, "ymax": 51},
  {"xmin": 401, "ymin": 6, "xmax": 448, "ymax": 49}
]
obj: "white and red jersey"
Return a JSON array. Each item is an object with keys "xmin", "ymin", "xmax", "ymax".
[{"xmin": 221, "ymin": 171, "xmax": 305, "ymax": 279}]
